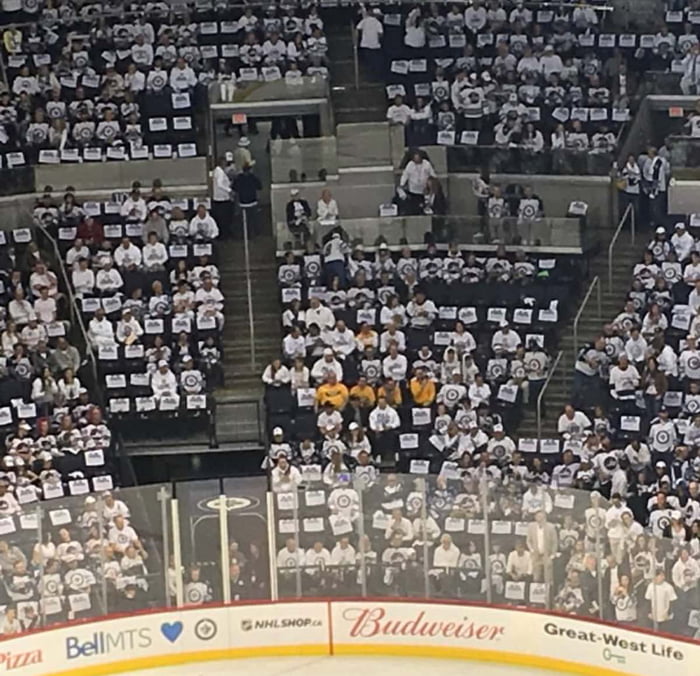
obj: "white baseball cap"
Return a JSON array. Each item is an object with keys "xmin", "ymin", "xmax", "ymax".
[{"xmin": 272, "ymin": 427, "xmax": 283, "ymax": 436}]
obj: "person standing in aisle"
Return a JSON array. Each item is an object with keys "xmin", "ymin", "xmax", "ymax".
[
  {"xmin": 233, "ymin": 163, "xmax": 263, "ymax": 240},
  {"xmin": 356, "ymin": 7, "xmax": 384, "ymax": 81},
  {"xmin": 399, "ymin": 151, "xmax": 436, "ymax": 216},
  {"xmin": 212, "ymin": 156, "xmax": 233, "ymax": 239}
]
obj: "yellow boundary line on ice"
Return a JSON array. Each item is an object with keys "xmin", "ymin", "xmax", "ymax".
[{"xmin": 44, "ymin": 643, "xmax": 630, "ymax": 676}]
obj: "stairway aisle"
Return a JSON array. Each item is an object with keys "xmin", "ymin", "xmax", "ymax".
[
  {"xmin": 217, "ymin": 227, "xmax": 281, "ymax": 402},
  {"xmin": 326, "ymin": 21, "xmax": 387, "ymax": 125},
  {"xmin": 517, "ymin": 231, "xmax": 646, "ymax": 440}
]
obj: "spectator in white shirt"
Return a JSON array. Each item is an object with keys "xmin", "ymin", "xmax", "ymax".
[
  {"xmin": 311, "ymin": 348, "xmax": 344, "ymax": 384},
  {"xmin": 491, "ymin": 321, "xmax": 521, "ymax": 356},
  {"xmin": 400, "ymin": 151, "xmax": 436, "ymax": 215},
  {"xmin": 433, "ymin": 534, "xmax": 461, "ymax": 570},
  {"xmin": 189, "ymin": 204, "xmax": 220, "ymax": 241},
  {"xmin": 356, "ymin": 8, "xmax": 383, "ymax": 78},
  {"xmin": 125, "ymin": 63, "xmax": 146, "ymax": 92},
  {"xmin": 283, "ymin": 326, "xmax": 306, "ymax": 360},
  {"xmin": 644, "ymin": 570, "xmax": 677, "ymax": 627},
  {"xmin": 467, "ymin": 373, "xmax": 491, "ymax": 408},
  {"xmin": 8, "ymin": 288, "xmax": 36, "ymax": 327},
  {"xmin": 116, "ymin": 308, "xmax": 144, "ymax": 345},
  {"xmin": 150, "ymin": 360, "xmax": 178, "ymax": 401},
  {"xmin": 88, "ymin": 308, "xmax": 116, "ymax": 348},
  {"xmin": 557, "ymin": 404, "xmax": 592, "ymax": 436},
  {"xmin": 387, "ymin": 94, "xmax": 411, "ymax": 126},
  {"xmin": 609, "ymin": 354, "xmax": 640, "ymax": 400},
  {"xmin": 671, "ymin": 222, "xmax": 694, "ymax": 262},
  {"xmin": 262, "ymin": 359, "xmax": 291, "ymax": 387},
  {"xmin": 142, "ymin": 232, "xmax": 168, "ymax": 271},
  {"xmin": 316, "ymin": 188, "xmax": 339, "ymax": 222},
  {"xmin": 169, "ymin": 57, "xmax": 197, "ymax": 91},
  {"xmin": 120, "ymin": 189, "xmax": 148, "ymax": 222},
  {"xmin": 540, "ymin": 44, "xmax": 563, "ymax": 77},
  {"xmin": 369, "ymin": 396, "xmax": 400, "ymax": 432},
  {"xmin": 29, "ymin": 261, "xmax": 59, "ymax": 298},
  {"xmin": 306, "ymin": 296, "xmax": 335, "ymax": 332},
  {"xmin": 33, "ymin": 286, "xmax": 58, "ymax": 325},
  {"xmin": 96, "ymin": 259, "xmax": 124, "ymax": 295},
  {"xmin": 72, "ymin": 258, "xmax": 94, "ymax": 297},
  {"xmin": 113, "ymin": 237, "xmax": 142, "ymax": 269},
  {"xmin": 194, "ymin": 277, "xmax": 225, "ymax": 330},
  {"xmin": 382, "ymin": 344, "xmax": 408, "ymax": 381},
  {"xmin": 66, "ymin": 239, "xmax": 90, "ymax": 269},
  {"xmin": 506, "ymin": 541, "xmax": 533, "ymax": 580}
]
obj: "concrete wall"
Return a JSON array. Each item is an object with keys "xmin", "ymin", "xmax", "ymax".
[
  {"xmin": 0, "ymin": 184, "xmax": 208, "ymax": 232},
  {"xmin": 447, "ymin": 173, "xmax": 614, "ymax": 227},
  {"xmin": 34, "ymin": 157, "xmax": 208, "ymax": 192},
  {"xmin": 270, "ymin": 178, "xmax": 397, "ymax": 227},
  {"xmin": 669, "ymin": 180, "xmax": 700, "ymax": 214}
]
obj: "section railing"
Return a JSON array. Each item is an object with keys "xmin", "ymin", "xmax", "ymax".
[
  {"xmin": 446, "ymin": 145, "xmax": 619, "ymax": 176},
  {"xmin": 274, "ymin": 214, "xmax": 588, "ymax": 255},
  {"xmin": 351, "ymin": 18, "xmax": 360, "ymax": 92},
  {"xmin": 536, "ymin": 349, "xmax": 563, "ymax": 441},
  {"xmin": 2, "ymin": 475, "xmax": 696, "ymax": 642},
  {"xmin": 572, "ymin": 275, "xmax": 602, "ymax": 360},
  {"xmin": 34, "ymin": 220, "xmax": 101, "ymax": 403},
  {"xmin": 608, "ymin": 202, "xmax": 636, "ymax": 292}
]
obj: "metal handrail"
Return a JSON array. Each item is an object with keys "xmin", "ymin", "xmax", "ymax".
[
  {"xmin": 536, "ymin": 350, "xmax": 563, "ymax": 440},
  {"xmin": 572, "ymin": 275, "xmax": 602, "ymax": 361},
  {"xmin": 35, "ymin": 221, "xmax": 101, "ymax": 404},
  {"xmin": 607, "ymin": 202, "xmax": 636, "ymax": 292},
  {"xmin": 241, "ymin": 207, "xmax": 257, "ymax": 370},
  {"xmin": 350, "ymin": 18, "xmax": 360, "ymax": 91}
]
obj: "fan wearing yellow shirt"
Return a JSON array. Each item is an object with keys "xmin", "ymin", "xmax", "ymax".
[
  {"xmin": 315, "ymin": 373, "xmax": 349, "ymax": 411},
  {"xmin": 409, "ymin": 368, "xmax": 436, "ymax": 406},
  {"xmin": 377, "ymin": 377, "xmax": 402, "ymax": 407},
  {"xmin": 349, "ymin": 376, "xmax": 376, "ymax": 409}
]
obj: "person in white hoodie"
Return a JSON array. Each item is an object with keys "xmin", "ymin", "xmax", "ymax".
[
  {"xmin": 95, "ymin": 259, "xmax": 124, "ymax": 295},
  {"xmin": 71, "ymin": 258, "xmax": 95, "ymax": 297},
  {"xmin": 88, "ymin": 308, "xmax": 116, "ymax": 348},
  {"xmin": 189, "ymin": 204, "xmax": 220, "ymax": 241},
  {"xmin": 322, "ymin": 232, "xmax": 348, "ymax": 285},
  {"xmin": 119, "ymin": 188, "xmax": 148, "ymax": 222},
  {"xmin": 432, "ymin": 534, "xmax": 461, "ymax": 570},
  {"xmin": 142, "ymin": 232, "xmax": 169, "ymax": 271},
  {"xmin": 150, "ymin": 360, "xmax": 178, "ymax": 402},
  {"xmin": 317, "ymin": 188, "xmax": 339, "ymax": 223},
  {"xmin": 539, "ymin": 44, "xmax": 563, "ymax": 78},
  {"xmin": 671, "ymin": 222, "xmax": 694, "ymax": 262}
]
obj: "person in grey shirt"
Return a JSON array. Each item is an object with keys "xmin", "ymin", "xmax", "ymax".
[{"xmin": 50, "ymin": 337, "xmax": 81, "ymax": 375}]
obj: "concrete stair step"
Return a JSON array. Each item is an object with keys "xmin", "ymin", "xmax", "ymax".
[{"xmin": 335, "ymin": 109, "xmax": 387, "ymax": 124}]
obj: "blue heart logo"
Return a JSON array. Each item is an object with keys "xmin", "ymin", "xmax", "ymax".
[{"xmin": 161, "ymin": 621, "xmax": 183, "ymax": 643}]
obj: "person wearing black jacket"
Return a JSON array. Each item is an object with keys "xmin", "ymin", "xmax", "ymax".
[
  {"xmin": 233, "ymin": 163, "xmax": 262, "ymax": 240},
  {"xmin": 285, "ymin": 188, "xmax": 312, "ymax": 245}
]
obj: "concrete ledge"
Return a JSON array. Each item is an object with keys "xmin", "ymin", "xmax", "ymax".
[{"xmin": 34, "ymin": 157, "xmax": 209, "ymax": 192}]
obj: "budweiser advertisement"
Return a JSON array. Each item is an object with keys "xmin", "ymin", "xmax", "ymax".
[{"xmin": 330, "ymin": 602, "xmax": 699, "ymax": 675}]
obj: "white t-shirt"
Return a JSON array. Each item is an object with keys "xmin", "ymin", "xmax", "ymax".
[
  {"xmin": 645, "ymin": 581, "xmax": 677, "ymax": 623},
  {"xmin": 356, "ymin": 16, "xmax": 383, "ymax": 49}
]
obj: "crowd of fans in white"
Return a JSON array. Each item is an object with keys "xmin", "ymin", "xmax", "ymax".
[
  {"xmin": 262, "ymin": 217, "xmax": 700, "ymax": 633},
  {"xmin": 33, "ymin": 181, "xmax": 224, "ymax": 416},
  {"xmin": 358, "ymin": 0, "xmax": 700, "ymax": 168},
  {"xmin": 0, "ymin": 0, "xmax": 331, "ymax": 165},
  {"xmin": 0, "ymin": 223, "xmax": 114, "ymax": 503},
  {"xmin": 0, "ymin": 489, "xmax": 154, "ymax": 633}
]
